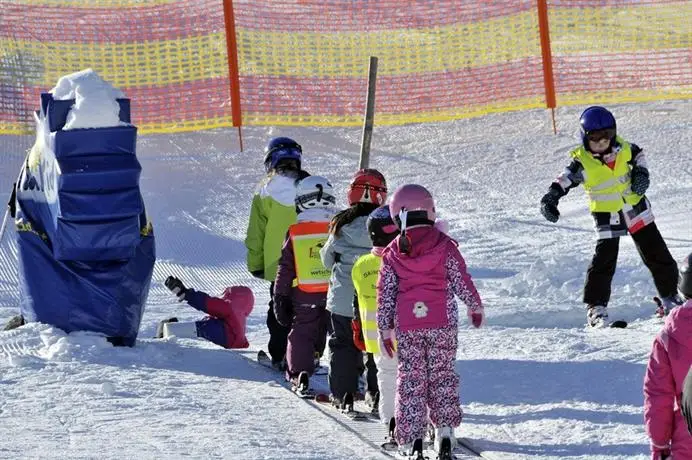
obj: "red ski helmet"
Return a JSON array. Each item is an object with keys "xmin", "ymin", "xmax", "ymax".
[{"xmin": 347, "ymin": 169, "xmax": 387, "ymax": 206}]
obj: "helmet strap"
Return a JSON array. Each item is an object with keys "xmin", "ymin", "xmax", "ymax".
[{"xmin": 398, "ymin": 209, "xmax": 411, "ymax": 254}]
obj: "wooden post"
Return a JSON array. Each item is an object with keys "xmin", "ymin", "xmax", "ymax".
[
  {"xmin": 222, "ymin": 0, "xmax": 244, "ymax": 151},
  {"xmin": 359, "ymin": 56, "xmax": 378, "ymax": 169},
  {"xmin": 537, "ymin": 0, "xmax": 557, "ymax": 134}
]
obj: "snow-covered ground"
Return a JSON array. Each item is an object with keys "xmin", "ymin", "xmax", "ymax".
[{"xmin": 0, "ymin": 100, "xmax": 690, "ymax": 459}]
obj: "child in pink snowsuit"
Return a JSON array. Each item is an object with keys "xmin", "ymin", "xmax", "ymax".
[
  {"xmin": 376, "ymin": 184, "xmax": 483, "ymax": 457},
  {"xmin": 644, "ymin": 252, "xmax": 692, "ymax": 460},
  {"xmin": 162, "ymin": 276, "xmax": 254, "ymax": 349}
]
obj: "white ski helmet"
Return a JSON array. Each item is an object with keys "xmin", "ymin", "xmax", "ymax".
[{"xmin": 295, "ymin": 175, "xmax": 336, "ymax": 211}]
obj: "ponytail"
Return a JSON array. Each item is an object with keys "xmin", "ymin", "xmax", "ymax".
[{"xmin": 330, "ymin": 202, "xmax": 378, "ymax": 236}]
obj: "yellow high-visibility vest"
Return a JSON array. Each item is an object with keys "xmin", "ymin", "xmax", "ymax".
[
  {"xmin": 290, "ymin": 221, "xmax": 330, "ymax": 293},
  {"xmin": 352, "ymin": 253, "xmax": 383, "ymax": 354},
  {"xmin": 571, "ymin": 138, "xmax": 643, "ymax": 213}
]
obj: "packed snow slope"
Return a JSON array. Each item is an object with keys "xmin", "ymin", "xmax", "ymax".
[{"xmin": 0, "ymin": 100, "xmax": 690, "ymax": 459}]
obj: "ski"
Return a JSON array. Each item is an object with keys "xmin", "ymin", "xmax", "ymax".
[
  {"xmin": 256, "ymin": 349, "xmax": 327, "ymax": 375},
  {"xmin": 257, "ymin": 350, "xmax": 319, "ymax": 399},
  {"xmin": 314, "ymin": 393, "xmax": 370, "ymax": 420},
  {"xmin": 586, "ymin": 319, "xmax": 628, "ymax": 329}
]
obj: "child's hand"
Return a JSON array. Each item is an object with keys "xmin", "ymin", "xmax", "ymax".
[
  {"xmin": 468, "ymin": 308, "xmax": 484, "ymax": 328},
  {"xmin": 540, "ymin": 192, "xmax": 560, "ymax": 223},
  {"xmin": 273, "ymin": 295, "xmax": 293, "ymax": 327},
  {"xmin": 630, "ymin": 165, "xmax": 650, "ymax": 195},
  {"xmin": 379, "ymin": 329, "xmax": 396, "ymax": 358},
  {"xmin": 165, "ymin": 276, "xmax": 187, "ymax": 302},
  {"xmin": 351, "ymin": 320, "xmax": 366, "ymax": 352}
]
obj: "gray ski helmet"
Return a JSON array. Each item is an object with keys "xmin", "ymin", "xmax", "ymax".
[{"xmin": 680, "ymin": 252, "xmax": 692, "ymax": 299}]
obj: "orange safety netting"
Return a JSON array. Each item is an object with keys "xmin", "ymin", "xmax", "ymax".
[
  {"xmin": 1, "ymin": 0, "xmax": 231, "ymax": 134},
  {"xmin": 1, "ymin": 0, "xmax": 690, "ymax": 134}
]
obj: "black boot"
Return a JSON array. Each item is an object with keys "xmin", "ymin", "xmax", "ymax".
[
  {"xmin": 412, "ymin": 439, "xmax": 425, "ymax": 460},
  {"xmin": 341, "ymin": 392, "xmax": 354, "ymax": 413},
  {"xmin": 365, "ymin": 390, "xmax": 379, "ymax": 415}
]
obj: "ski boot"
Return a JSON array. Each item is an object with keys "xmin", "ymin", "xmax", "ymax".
[
  {"xmin": 341, "ymin": 392, "xmax": 355, "ymax": 413},
  {"xmin": 364, "ymin": 390, "xmax": 380, "ymax": 415},
  {"xmin": 586, "ymin": 305, "xmax": 608, "ymax": 328},
  {"xmin": 330, "ymin": 393, "xmax": 354, "ymax": 412},
  {"xmin": 380, "ymin": 417, "xmax": 397, "ymax": 450},
  {"xmin": 272, "ymin": 358, "xmax": 287, "ymax": 372},
  {"xmin": 434, "ymin": 426, "xmax": 456, "ymax": 460},
  {"xmin": 291, "ymin": 371, "xmax": 314, "ymax": 398},
  {"xmin": 655, "ymin": 295, "xmax": 684, "ymax": 318},
  {"xmin": 398, "ymin": 438, "xmax": 424, "ymax": 459},
  {"xmin": 155, "ymin": 317, "xmax": 178, "ymax": 338}
]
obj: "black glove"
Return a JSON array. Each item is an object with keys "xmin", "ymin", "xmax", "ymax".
[
  {"xmin": 630, "ymin": 166, "xmax": 649, "ymax": 196},
  {"xmin": 540, "ymin": 190, "xmax": 561, "ymax": 223},
  {"xmin": 164, "ymin": 276, "xmax": 187, "ymax": 302},
  {"xmin": 273, "ymin": 294, "xmax": 293, "ymax": 327},
  {"xmin": 250, "ymin": 270, "xmax": 264, "ymax": 280}
]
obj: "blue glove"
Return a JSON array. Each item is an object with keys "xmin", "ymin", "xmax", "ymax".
[
  {"xmin": 540, "ymin": 191, "xmax": 560, "ymax": 223},
  {"xmin": 630, "ymin": 166, "xmax": 649, "ymax": 195}
]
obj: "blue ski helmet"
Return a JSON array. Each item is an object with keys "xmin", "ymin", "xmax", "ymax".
[
  {"xmin": 263, "ymin": 137, "xmax": 302, "ymax": 172},
  {"xmin": 580, "ymin": 106, "xmax": 617, "ymax": 151},
  {"xmin": 366, "ymin": 205, "xmax": 399, "ymax": 248}
]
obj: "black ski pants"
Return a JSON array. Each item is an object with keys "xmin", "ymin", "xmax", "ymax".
[
  {"xmin": 364, "ymin": 352, "xmax": 379, "ymax": 395},
  {"xmin": 266, "ymin": 282, "xmax": 290, "ymax": 364},
  {"xmin": 583, "ymin": 222, "xmax": 679, "ymax": 306},
  {"xmin": 328, "ymin": 312, "xmax": 364, "ymax": 399}
]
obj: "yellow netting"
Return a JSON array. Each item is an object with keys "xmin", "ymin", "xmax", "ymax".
[
  {"xmin": 1, "ymin": 0, "xmax": 690, "ymax": 134},
  {"xmin": 1, "ymin": 0, "xmax": 230, "ymax": 134},
  {"xmin": 547, "ymin": 1, "xmax": 691, "ymax": 106}
]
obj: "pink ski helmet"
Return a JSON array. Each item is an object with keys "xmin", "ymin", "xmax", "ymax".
[{"xmin": 388, "ymin": 184, "xmax": 436, "ymax": 229}]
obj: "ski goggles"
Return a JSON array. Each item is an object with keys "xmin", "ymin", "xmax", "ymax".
[{"xmin": 586, "ymin": 128, "xmax": 616, "ymax": 143}]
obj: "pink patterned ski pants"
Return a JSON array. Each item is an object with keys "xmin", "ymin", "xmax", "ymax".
[{"xmin": 395, "ymin": 327, "xmax": 463, "ymax": 445}]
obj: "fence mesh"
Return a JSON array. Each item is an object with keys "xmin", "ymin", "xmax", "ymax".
[
  {"xmin": 1, "ymin": 0, "xmax": 690, "ymax": 134},
  {"xmin": 548, "ymin": 0, "xmax": 691, "ymax": 106},
  {"xmin": 234, "ymin": 1, "xmax": 546, "ymax": 126},
  {"xmin": 1, "ymin": 0, "xmax": 230, "ymax": 134}
]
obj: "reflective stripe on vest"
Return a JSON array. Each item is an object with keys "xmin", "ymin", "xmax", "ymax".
[
  {"xmin": 352, "ymin": 253, "xmax": 382, "ymax": 355},
  {"xmin": 289, "ymin": 221, "xmax": 330, "ymax": 293},
  {"xmin": 572, "ymin": 138, "xmax": 643, "ymax": 213}
]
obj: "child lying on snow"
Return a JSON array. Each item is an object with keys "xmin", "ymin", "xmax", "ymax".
[{"xmin": 158, "ymin": 276, "xmax": 254, "ymax": 349}]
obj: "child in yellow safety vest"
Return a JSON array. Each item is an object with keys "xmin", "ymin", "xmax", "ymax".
[
  {"xmin": 274, "ymin": 175, "xmax": 337, "ymax": 393},
  {"xmin": 540, "ymin": 106, "xmax": 681, "ymax": 328},
  {"xmin": 352, "ymin": 205, "xmax": 400, "ymax": 437}
]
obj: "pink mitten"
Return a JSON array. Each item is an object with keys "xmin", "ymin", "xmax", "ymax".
[{"xmin": 468, "ymin": 309, "xmax": 484, "ymax": 328}]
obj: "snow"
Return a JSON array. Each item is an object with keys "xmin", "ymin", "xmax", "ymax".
[
  {"xmin": 50, "ymin": 69, "xmax": 125, "ymax": 130},
  {"xmin": 0, "ymin": 99, "xmax": 691, "ymax": 459}
]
